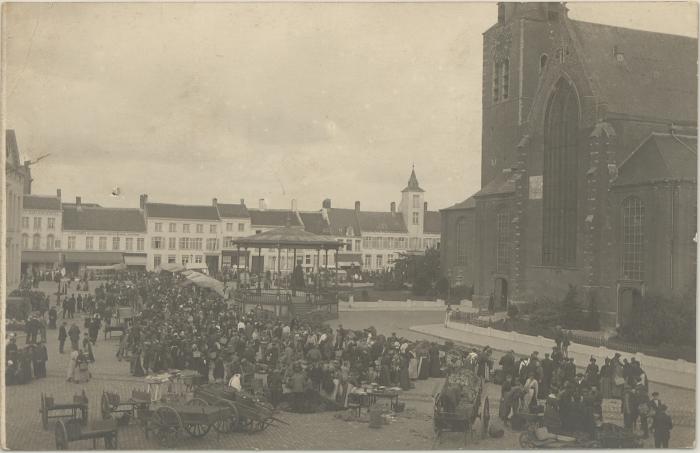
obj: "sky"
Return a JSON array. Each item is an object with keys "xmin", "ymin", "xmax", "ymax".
[{"xmin": 4, "ymin": 2, "xmax": 697, "ymax": 212}]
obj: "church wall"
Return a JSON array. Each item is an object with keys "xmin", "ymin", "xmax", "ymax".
[{"xmin": 440, "ymin": 208, "xmax": 476, "ymax": 289}]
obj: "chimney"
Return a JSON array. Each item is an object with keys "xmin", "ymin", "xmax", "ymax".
[
  {"xmin": 291, "ymin": 199, "xmax": 298, "ymax": 212},
  {"xmin": 76, "ymin": 196, "xmax": 82, "ymax": 211},
  {"xmin": 240, "ymin": 198, "xmax": 245, "ymax": 206},
  {"xmin": 139, "ymin": 194, "xmax": 148, "ymax": 210},
  {"xmin": 259, "ymin": 198, "xmax": 267, "ymax": 210},
  {"xmin": 322, "ymin": 198, "xmax": 331, "ymax": 209},
  {"xmin": 56, "ymin": 189, "xmax": 62, "ymax": 200},
  {"xmin": 212, "ymin": 198, "xmax": 218, "ymax": 208},
  {"xmin": 390, "ymin": 202, "xmax": 396, "ymax": 213},
  {"xmin": 424, "ymin": 201, "xmax": 428, "ymax": 212},
  {"xmin": 355, "ymin": 201, "xmax": 361, "ymax": 213}
]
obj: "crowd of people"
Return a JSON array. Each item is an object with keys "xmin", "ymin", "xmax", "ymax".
[
  {"xmin": 116, "ymin": 272, "xmax": 449, "ymax": 412},
  {"xmin": 5, "ymin": 269, "xmax": 679, "ymax": 447}
]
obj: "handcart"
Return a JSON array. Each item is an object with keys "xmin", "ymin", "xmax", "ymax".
[
  {"xmin": 194, "ymin": 384, "xmax": 288, "ymax": 434},
  {"xmin": 100, "ymin": 389, "xmax": 151, "ymax": 423},
  {"xmin": 432, "ymin": 368, "xmax": 489, "ymax": 447},
  {"xmin": 144, "ymin": 400, "xmax": 231, "ymax": 447}
]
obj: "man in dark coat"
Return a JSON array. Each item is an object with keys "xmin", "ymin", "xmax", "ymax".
[
  {"xmin": 68, "ymin": 323, "xmax": 81, "ymax": 351},
  {"xmin": 48, "ymin": 306, "xmax": 58, "ymax": 329},
  {"xmin": 499, "ymin": 350, "xmax": 516, "ymax": 380},
  {"xmin": 652, "ymin": 404, "xmax": 673, "ymax": 448},
  {"xmin": 58, "ymin": 322, "xmax": 68, "ymax": 353},
  {"xmin": 32, "ymin": 341, "xmax": 48, "ymax": 378},
  {"xmin": 541, "ymin": 353, "xmax": 554, "ymax": 396}
]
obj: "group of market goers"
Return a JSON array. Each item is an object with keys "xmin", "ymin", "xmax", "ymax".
[
  {"xmin": 119, "ymin": 273, "xmax": 450, "ymax": 412},
  {"xmin": 494, "ymin": 345, "xmax": 674, "ymax": 448}
]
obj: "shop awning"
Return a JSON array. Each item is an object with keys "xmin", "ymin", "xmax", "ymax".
[
  {"xmin": 182, "ymin": 270, "xmax": 226, "ymax": 297},
  {"xmin": 21, "ymin": 250, "xmax": 61, "ymax": 264},
  {"xmin": 86, "ymin": 263, "xmax": 127, "ymax": 271},
  {"xmin": 63, "ymin": 251, "xmax": 124, "ymax": 265},
  {"xmin": 124, "ymin": 254, "xmax": 147, "ymax": 266},
  {"xmin": 336, "ymin": 253, "xmax": 362, "ymax": 267},
  {"xmin": 157, "ymin": 263, "xmax": 187, "ymax": 273}
]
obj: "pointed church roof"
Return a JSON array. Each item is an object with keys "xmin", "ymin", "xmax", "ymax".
[{"xmin": 401, "ymin": 167, "xmax": 425, "ymax": 193}]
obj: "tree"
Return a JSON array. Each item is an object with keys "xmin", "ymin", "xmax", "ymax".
[{"xmin": 392, "ymin": 247, "xmax": 441, "ymax": 297}]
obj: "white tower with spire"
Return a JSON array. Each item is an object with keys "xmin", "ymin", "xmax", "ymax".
[{"xmin": 399, "ymin": 165, "xmax": 425, "ymax": 249}]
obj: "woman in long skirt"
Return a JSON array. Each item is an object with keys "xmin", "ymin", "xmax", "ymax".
[{"xmin": 67, "ymin": 349, "xmax": 79, "ymax": 382}]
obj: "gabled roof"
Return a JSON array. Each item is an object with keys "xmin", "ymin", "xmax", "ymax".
[
  {"xmin": 358, "ymin": 211, "xmax": 407, "ymax": 233},
  {"xmin": 326, "ymin": 208, "xmax": 362, "ymax": 237},
  {"xmin": 613, "ymin": 133, "xmax": 697, "ymax": 187},
  {"xmin": 401, "ymin": 168, "xmax": 425, "ymax": 193},
  {"xmin": 146, "ymin": 202, "xmax": 220, "ymax": 221},
  {"xmin": 248, "ymin": 209, "xmax": 302, "ymax": 227},
  {"xmin": 473, "ymin": 171, "xmax": 515, "ymax": 198},
  {"xmin": 569, "ymin": 20, "xmax": 697, "ymax": 123},
  {"xmin": 23, "ymin": 195, "xmax": 61, "ymax": 211},
  {"xmin": 423, "ymin": 211, "xmax": 442, "ymax": 234},
  {"xmin": 6, "ymin": 129, "xmax": 20, "ymax": 168},
  {"xmin": 299, "ymin": 212, "xmax": 331, "ymax": 235},
  {"xmin": 62, "ymin": 207, "xmax": 146, "ymax": 232},
  {"xmin": 442, "ymin": 196, "xmax": 476, "ymax": 211},
  {"xmin": 232, "ymin": 226, "xmax": 341, "ymax": 249},
  {"xmin": 218, "ymin": 203, "xmax": 249, "ymax": 218}
]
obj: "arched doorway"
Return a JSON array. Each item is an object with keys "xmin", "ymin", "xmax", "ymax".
[{"xmin": 493, "ymin": 277, "xmax": 508, "ymax": 312}]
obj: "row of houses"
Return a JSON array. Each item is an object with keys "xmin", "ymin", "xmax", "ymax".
[{"xmin": 20, "ymin": 167, "xmax": 441, "ymax": 276}]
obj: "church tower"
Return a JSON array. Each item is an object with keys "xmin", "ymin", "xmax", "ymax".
[
  {"xmin": 481, "ymin": 2, "xmax": 570, "ymax": 186},
  {"xmin": 399, "ymin": 166, "xmax": 425, "ymax": 248}
]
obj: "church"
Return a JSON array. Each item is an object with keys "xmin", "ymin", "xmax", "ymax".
[{"xmin": 440, "ymin": 3, "xmax": 697, "ymax": 328}]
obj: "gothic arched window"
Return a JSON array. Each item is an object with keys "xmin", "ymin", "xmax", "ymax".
[
  {"xmin": 542, "ymin": 78, "xmax": 579, "ymax": 267},
  {"xmin": 456, "ymin": 217, "xmax": 468, "ymax": 265},
  {"xmin": 621, "ymin": 196, "xmax": 645, "ymax": 280}
]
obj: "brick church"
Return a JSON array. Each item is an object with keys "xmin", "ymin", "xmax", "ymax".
[{"xmin": 440, "ymin": 3, "xmax": 697, "ymax": 327}]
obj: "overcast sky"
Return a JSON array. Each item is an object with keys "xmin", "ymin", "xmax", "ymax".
[{"xmin": 4, "ymin": 2, "xmax": 697, "ymax": 212}]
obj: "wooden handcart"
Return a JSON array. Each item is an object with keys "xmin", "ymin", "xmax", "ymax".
[
  {"xmin": 144, "ymin": 400, "xmax": 231, "ymax": 447},
  {"xmin": 55, "ymin": 419, "xmax": 118, "ymax": 450},
  {"xmin": 40, "ymin": 392, "xmax": 89, "ymax": 430},
  {"xmin": 194, "ymin": 384, "xmax": 287, "ymax": 434},
  {"xmin": 432, "ymin": 368, "xmax": 489, "ymax": 448},
  {"xmin": 101, "ymin": 389, "xmax": 151, "ymax": 422}
]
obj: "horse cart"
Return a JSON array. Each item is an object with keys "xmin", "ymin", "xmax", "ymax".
[
  {"xmin": 432, "ymin": 368, "xmax": 489, "ymax": 447},
  {"xmin": 144, "ymin": 400, "xmax": 231, "ymax": 447},
  {"xmin": 194, "ymin": 384, "xmax": 287, "ymax": 434},
  {"xmin": 40, "ymin": 392, "xmax": 89, "ymax": 430}
]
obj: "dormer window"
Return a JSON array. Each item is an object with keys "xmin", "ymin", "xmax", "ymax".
[{"xmin": 346, "ymin": 226, "xmax": 354, "ymax": 236}]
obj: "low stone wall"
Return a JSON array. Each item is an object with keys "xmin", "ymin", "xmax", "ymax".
[
  {"xmin": 339, "ymin": 300, "xmax": 446, "ymax": 311},
  {"xmin": 445, "ymin": 320, "xmax": 695, "ymax": 389}
]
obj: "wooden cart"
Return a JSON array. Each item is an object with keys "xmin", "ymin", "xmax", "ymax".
[
  {"xmin": 55, "ymin": 419, "xmax": 118, "ymax": 450},
  {"xmin": 101, "ymin": 389, "xmax": 151, "ymax": 422},
  {"xmin": 432, "ymin": 368, "xmax": 489, "ymax": 447},
  {"xmin": 40, "ymin": 392, "xmax": 89, "ymax": 430},
  {"xmin": 194, "ymin": 384, "xmax": 287, "ymax": 434},
  {"xmin": 144, "ymin": 400, "xmax": 231, "ymax": 447}
]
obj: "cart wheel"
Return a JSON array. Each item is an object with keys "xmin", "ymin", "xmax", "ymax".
[
  {"xmin": 214, "ymin": 403, "xmax": 239, "ymax": 434},
  {"xmin": 481, "ymin": 397, "xmax": 490, "ymax": 438},
  {"xmin": 153, "ymin": 406, "xmax": 182, "ymax": 447},
  {"xmin": 184, "ymin": 423, "xmax": 211, "ymax": 438},
  {"xmin": 101, "ymin": 393, "xmax": 112, "ymax": 420},
  {"xmin": 186, "ymin": 398, "xmax": 208, "ymax": 407},
  {"xmin": 55, "ymin": 420, "xmax": 68, "ymax": 450}
]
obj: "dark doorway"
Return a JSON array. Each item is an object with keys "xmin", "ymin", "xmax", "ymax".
[
  {"xmin": 251, "ymin": 256, "xmax": 264, "ymax": 275},
  {"xmin": 494, "ymin": 278, "xmax": 508, "ymax": 311},
  {"xmin": 206, "ymin": 256, "xmax": 219, "ymax": 275},
  {"xmin": 618, "ymin": 287, "xmax": 641, "ymax": 329}
]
